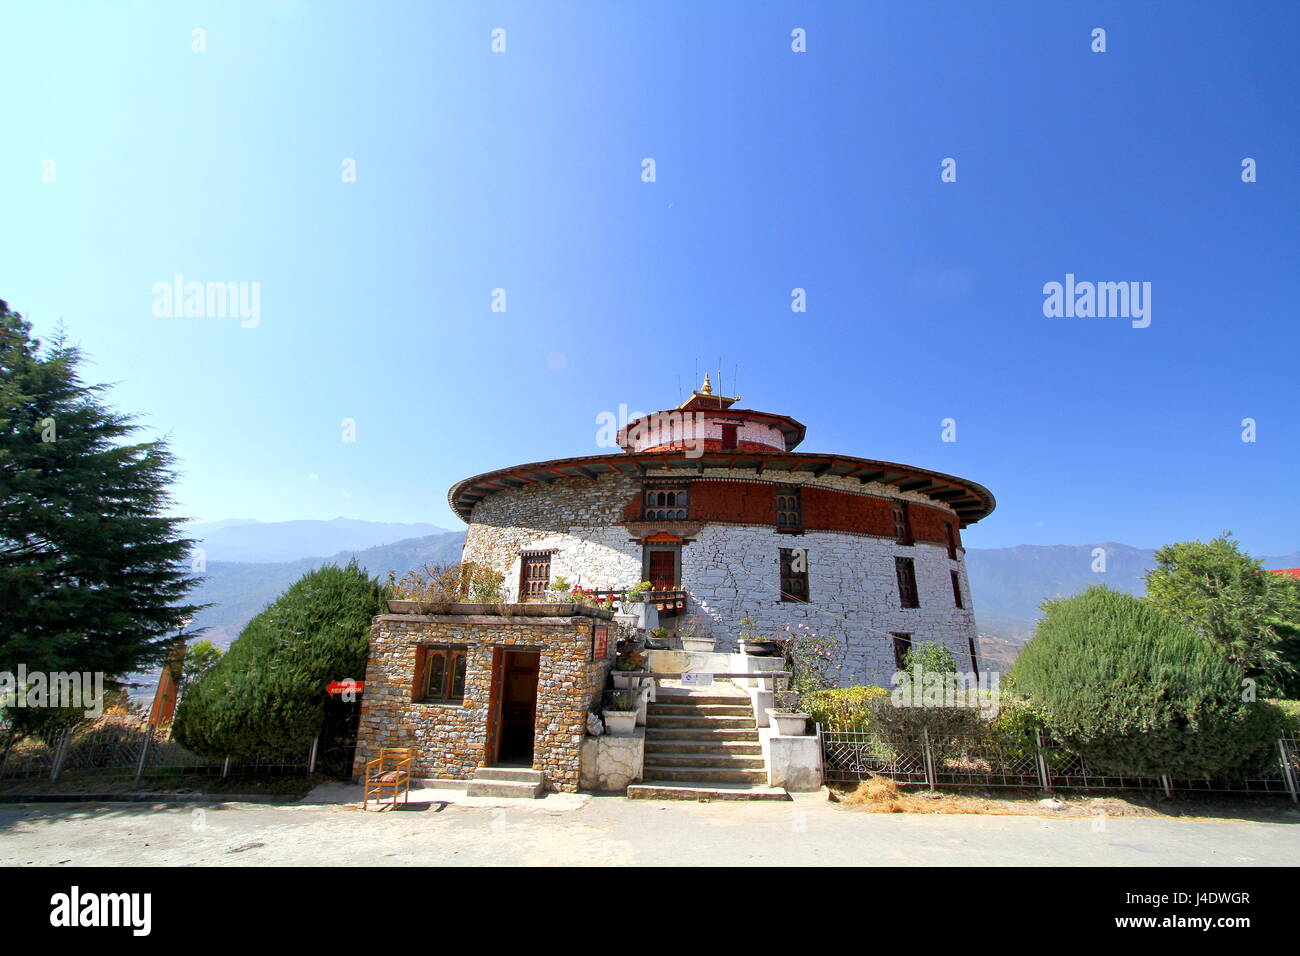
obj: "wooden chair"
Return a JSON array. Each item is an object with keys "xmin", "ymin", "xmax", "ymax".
[{"xmin": 362, "ymin": 747, "xmax": 413, "ymax": 810}]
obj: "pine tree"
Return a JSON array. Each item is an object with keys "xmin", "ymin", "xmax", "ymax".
[{"xmin": 0, "ymin": 300, "xmax": 201, "ymax": 723}]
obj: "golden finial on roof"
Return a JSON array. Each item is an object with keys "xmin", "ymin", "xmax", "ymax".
[{"xmin": 701, "ymin": 373, "xmax": 713, "ymax": 395}]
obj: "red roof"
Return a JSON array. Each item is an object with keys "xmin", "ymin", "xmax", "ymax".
[{"xmin": 1268, "ymin": 568, "xmax": 1300, "ymax": 579}]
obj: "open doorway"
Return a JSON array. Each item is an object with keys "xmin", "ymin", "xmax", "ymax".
[{"xmin": 491, "ymin": 649, "xmax": 540, "ymax": 766}]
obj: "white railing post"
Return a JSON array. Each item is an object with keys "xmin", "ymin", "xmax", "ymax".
[
  {"xmin": 49, "ymin": 727, "xmax": 72, "ymax": 783},
  {"xmin": 1280, "ymin": 738, "xmax": 1298, "ymax": 804},
  {"xmin": 308, "ymin": 736, "xmax": 319, "ymax": 774},
  {"xmin": 1035, "ymin": 731, "xmax": 1052, "ymax": 792},
  {"xmin": 922, "ymin": 728, "xmax": 937, "ymax": 789},
  {"xmin": 133, "ymin": 727, "xmax": 152, "ymax": 784}
]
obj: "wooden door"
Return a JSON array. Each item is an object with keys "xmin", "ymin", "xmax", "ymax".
[{"xmin": 648, "ymin": 550, "xmax": 676, "ymax": 591}]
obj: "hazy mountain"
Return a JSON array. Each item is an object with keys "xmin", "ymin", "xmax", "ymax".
[
  {"xmin": 189, "ymin": 517, "xmax": 450, "ymax": 563},
  {"xmin": 187, "ymin": 531, "xmax": 466, "ymax": 648},
  {"xmin": 967, "ymin": 542, "xmax": 1300, "ymax": 666}
]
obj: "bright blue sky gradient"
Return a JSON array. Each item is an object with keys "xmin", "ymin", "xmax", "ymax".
[{"xmin": 3, "ymin": 2, "xmax": 1297, "ymax": 554}]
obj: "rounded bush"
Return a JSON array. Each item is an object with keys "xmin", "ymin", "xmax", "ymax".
[
  {"xmin": 173, "ymin": 562, "xmax": 386, "ymax": 760},
  {"xmin": 1009, "ymin": 586, "xmax": 1283, "ymax": 778}
]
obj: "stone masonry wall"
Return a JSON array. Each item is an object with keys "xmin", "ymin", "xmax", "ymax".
[
  {"xmin": 459, "ymin": 468, "xmax": 982, "ymax": 689},
  {"xmin": 354, "ymin": 613, "xmax": 613, "ymax": 792}
]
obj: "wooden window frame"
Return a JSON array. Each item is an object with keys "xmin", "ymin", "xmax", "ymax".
[
  {"xmin": 519, "ymin": 551, "xmax": 552, "ymax": 603},
  {"xmin": 951, "ymin": 570, "xmax": 964, "ymax": 608},
  {"xmin": 413, "ymin": 644, "xmax": 469, "ymax": 704},
  {"xmin": 720, "ymin": 423, "xmax": 739, "ymax": 450},
  {"xmin": 779, "ymin": 547, "xmax": 810, "ymax": 603},
  {"xmin": 891, "ymin": 633, "xmax": 912, "ymax": 670},
  {"xmin": 775, "ymin": 486, "xmax": 802, "ymax": 532},
  {"xmin": 895, "ymin": 556, "xmax": 919, "ymax": 608},
  {"xmin": 642, "ymin": 482, "xmax": 690, "ymax": 521},
  {"xmin": 944, "ymin": 520, "xmax": 957, "ymax": 560},
  {"xmin": 892, "ymin": 501, "xmax": 913, "ymax": 545}
]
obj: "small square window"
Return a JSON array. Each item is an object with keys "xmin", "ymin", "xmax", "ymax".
[
  {"xmin": 520, "ymin": 552, "xmax": 551, "ymax": 602},
  {"xmin": 892, "ymin": 501, "xmax": 913, "ymax": 544},
  {"xmin": 643, "ymin": 484, "xmax": 689, "ymax": 521},
  {"xmin": 775, "ymin": 486, "xmax": 802, "ymax": 530},
  {"xmin": 415, "ymin": 645, "xmax": 468, "ymax": 704},
  {"xmin": 720, "ymin": 424, "xmax": 738, "ymax": 450}
]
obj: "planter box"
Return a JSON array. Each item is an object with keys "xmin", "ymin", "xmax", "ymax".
[
  {"xmin": 602, "ymin": 709, "xmax": 638, "ymax": 736},
  {"xmin": 385, "ymin": 600, "xmax": 614, "ymax": 619},
  {"xmin": 765, "ymin": 709, "xmax": 810, "ymax": 736}
]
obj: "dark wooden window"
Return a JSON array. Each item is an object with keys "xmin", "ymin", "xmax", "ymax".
[
  {"xmin": 779, "ymin": 547, "xmax": 809, "ymax": 602},
  {"xmin": 951, "ymin": 570, "xmax": 964, "ymax": 608},
  {"xmin": 414, "ymin": 645, "xmax": 468, "ymax": 703},
  {"xmin": 967, "ymin": 636, "xmax": 980, "ymax": 680},
  {"xmin": 895, "ymin": 556, "xmax": 919, "ymax": 608},
  {"xmin": 519, "ymin": 552, "xmax": 551, "ymax": 602},
  {"xmin": 643, "ymin": 484, "xmax": 689, "ymax": 521},
  {"xmin": 720, "ymin": 423, "xmax": 738, "ymax": 450},
  {"xmin": 892, "ymin": 501, "xmax": 913, "ymax": 544},
  {"xmin": 891, "ymin": 633, "xmax": 912, "ymax": 669},
  {"xmin": 775, "ymin": 486, "xmax": 802, "ymax": 530},
  {"xmin": 944, "ymin": 520, "xmax": 957, "ymax": 560}
]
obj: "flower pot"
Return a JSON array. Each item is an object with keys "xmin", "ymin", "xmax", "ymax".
[
  {"xmin": 765, "ymin": 709, "xmax": 809, "ymax": 736},
  {"xmin": 602, "ymin": 709, "xmax": 638, "ymax": 736}
]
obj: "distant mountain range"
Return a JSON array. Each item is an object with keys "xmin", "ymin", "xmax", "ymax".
[
  {"xmin": 187, "ymin": 517, "xmax": 450, "ymax": 563},
  {"xmin": 186, "ymin": 529, "xmax": 467, "ymax": 647},
  {"xmin": 966, "ymin": 543, "xmax": 1300, "ymax": 669},
  {"xmin": 178, "ymin": 523, "xmax": 1299, "ymax": 668}
]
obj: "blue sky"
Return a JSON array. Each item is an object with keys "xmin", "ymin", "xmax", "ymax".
[{"xmin": 3, "ymin": 2, "xmax": 1297, "ymax": 555}]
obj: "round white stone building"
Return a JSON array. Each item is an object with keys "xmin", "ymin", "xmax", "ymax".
[{"xmin": 449, "ymin": 379, "xmax": 996, "ymax": 687}]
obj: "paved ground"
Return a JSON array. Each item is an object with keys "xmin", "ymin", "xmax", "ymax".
[{"xmin": 3, "ymin": 786, "xmax": 1298, "ymax": 866}]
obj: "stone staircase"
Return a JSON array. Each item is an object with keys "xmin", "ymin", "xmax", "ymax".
[
  {"xmin": 628, "ymin": 688, "xmax": 789, "ymax": 800},
  {"xmin": 467, "ymin": 766, "xmax": 545, "ymax": 799}
]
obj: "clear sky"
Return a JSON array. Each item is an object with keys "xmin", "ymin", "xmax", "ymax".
[{"xmin": 3, "ymin": 2, "xmax": 1297, "ymax": 554}]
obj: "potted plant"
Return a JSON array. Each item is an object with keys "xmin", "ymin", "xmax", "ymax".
[
  {"xmin": 766, "ymin": 687, "xmax": 810, "ymax": 735},
  {"xmin": 602, "ymin": 689, "xmax": 638, "ymax": 736},
  {"xmin": 737, "ymin": 616, "xmax": 779, "ymax": 656},
  {"xmin": 677, "ymin": 614, "xmax": 715, "ymax": 653},
  {"xmin": 613, "ymin": 642, "xmax": 647, "ymax": 689}
]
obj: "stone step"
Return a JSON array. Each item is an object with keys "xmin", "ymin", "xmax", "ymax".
[
  {"xmin": 627, "ymin": 783, "xmax": 790, "ymax": 801},
  {"xmin": 643, "ymin": 727, "xmax": 759, "ymax": 742},
  {"xmin": 643, "ymin": 739, "xmax": 763, "ymax": 756},
  {"xmin": 641, "ymin": 765, "xmax": 769, "ymax": 785},
  {"xmin": 647, "ymin": 703, "xmax": 754, "ymax": 717},
  {"xmin": 466, "ymin": 777, "xmax": 545, "ymax": 799},
  {"xmin": 652, "ymin": 695, "xmax": 750, "ymax": 707},
  {"xmin": 646, "ymin": 715, "xmax": 756, "ymax": 730},
  {"xmin": 642, "ymin": 752, "xmax": 766, "ymax": 769},
  {"xmin": 412, "ymin": 777, "xmax": 470, "ymax": 791},
  {"xmin": 472, "ymin": 767, "xmax": 544, "ymax": 784}
]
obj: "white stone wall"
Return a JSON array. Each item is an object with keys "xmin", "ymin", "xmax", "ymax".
[{"xmin": 459, "ymin": 468, "xmax": 980, "ymax": 689}]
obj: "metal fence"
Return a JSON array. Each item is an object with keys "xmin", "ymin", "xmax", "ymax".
[
  {"xmin": 0, "ymin": 722, "xmax": 316, "ymax": 786},
  {"xmin": 819, "ymin": 725, "xmax": 1300, "ymax": 802}
]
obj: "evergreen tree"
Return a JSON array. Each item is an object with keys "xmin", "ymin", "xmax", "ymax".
[
  {"xmin": 0, "ymin": 301, "xmax": 201, "ymax": 727},
  {"xmin": 1144, "ymin": 533, "xmax": 1298, "ymax": 686}
]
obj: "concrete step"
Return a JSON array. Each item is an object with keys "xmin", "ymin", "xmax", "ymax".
[
  {"xmin": 648, "ymin": 703, "xmax": 754, "ymax": 717},
  {"xmin": 643, "ymin": 739, "xmax": 763, "ymax": 756},
  {"xmin": 467, "ymin": 767, "xmax": 545, "ymax": 798},
  {"xmin": 472, "ymin": 767, "xmax": 544, "ymax": 784},
  {"xmin": 643, "ymin": 752, "xmax": 766, "ymax": 769},
  {"xmin": 641, "ymin": 765, "xmax": 769, "ymax": 785},
  {"xmin": 646, "ymin": 715, "xmax": 756, "ymax": 730},
  {"xmin": 467, "ymin": 779, "xmax": 544, "ymax": 799},
  {"xmin": 643, "ymin": 727, "xmax": 759, "ymax": 742},
  {"xmin": 412, "ymin": 777, "xmax": 470, "ymax": 791},
  {"xmin": 653, "ymin": 694, "xmax": 750, "ymax": 706},
  {"xmin": 627, "ymin": 782, "xmax": 790, "ymax": 801}
]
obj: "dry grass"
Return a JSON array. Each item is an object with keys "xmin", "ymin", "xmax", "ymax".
[{"xmin": 831, "ymin": 776, "xmax": 1161, "ymax": 817}]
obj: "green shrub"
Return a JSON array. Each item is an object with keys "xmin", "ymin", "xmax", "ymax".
[
  {"xmin": 173, "ymin": 562, "xmax": 386, "ymax": 760},
  {"xmin": 1010, "ymin": 585, "xmax": 1284, "ymax": 778},
  {"xmin": 1271, "ymin": 699, "xmax": 1300, "ymax": 735},
  {"xmin": 899, "ymin": 641, "xmax": 957, "ymax": 675},
  {"xmin": 801, "ymin": 686, "xmax": 887, "ymax": 729}
]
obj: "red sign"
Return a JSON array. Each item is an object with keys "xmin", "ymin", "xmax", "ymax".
[
  {"xmin": 592, "ymin": 625, "xmax": 609, "ymax": 661},
  {"xmin": 326, "ymin": 680, "xmax": 364, "ymax": 695}
]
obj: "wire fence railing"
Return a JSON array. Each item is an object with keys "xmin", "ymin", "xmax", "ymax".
[
  {"xmin": 0, "ymin": 721, "xmax": 317, "ymax": 786},
  {"xmin": 819, "ymin": 725, "xmax": 1300, "ymax": 802}
]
